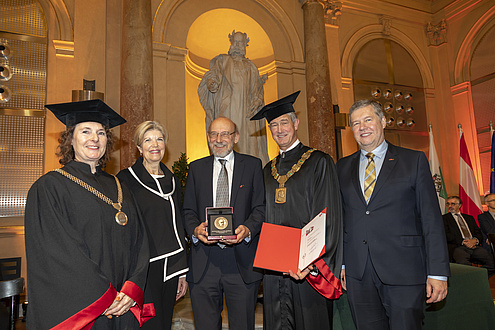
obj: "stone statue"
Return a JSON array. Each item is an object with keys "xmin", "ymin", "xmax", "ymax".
[{"xmin": 198, "ymin": 30, "xmax": 269, "ymax": 164}]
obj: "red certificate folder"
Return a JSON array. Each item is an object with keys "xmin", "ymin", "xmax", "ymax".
[{"xmin": 254, "ymin": 208, "xmax": 326, "ymax": 273}]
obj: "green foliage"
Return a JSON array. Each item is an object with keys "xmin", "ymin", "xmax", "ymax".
[{"xmin": 172, "ymin": 152, "xmax": 189, "ymax": 204}]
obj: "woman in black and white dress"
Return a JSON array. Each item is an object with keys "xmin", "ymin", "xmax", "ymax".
[{"xmin": 118, "ymin": 120, "xmax": 188, "ymax": 329}]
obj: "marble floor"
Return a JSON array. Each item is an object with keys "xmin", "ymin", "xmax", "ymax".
[
  {"xmin": 171, "ymin": 292, "xmax": 263, "ymax": 329},
  {"xmin": 13, "ymin": 292, "xmax": 263, "ymax": 330}
]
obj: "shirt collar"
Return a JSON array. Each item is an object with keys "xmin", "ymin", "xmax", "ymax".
[
  {"xmin": 215, "ymin": 150, "xmax": 235, "ymax": 164},
  {"xmin": 360, "ymin": 140, "xmax": 388, "ymax": 160},
  {"xmin": 279, "ymin": 139, "xmax": 300, "ymax": 154}
]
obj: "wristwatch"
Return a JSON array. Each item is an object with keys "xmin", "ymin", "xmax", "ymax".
[{"xmin": 309, "ymin": 264, "xmax": 319, "ymax": 276}]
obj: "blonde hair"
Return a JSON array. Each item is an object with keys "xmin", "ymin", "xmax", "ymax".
[{"xmin": 133, "ymin": 121, "xmax": 169, "ymax": 147}]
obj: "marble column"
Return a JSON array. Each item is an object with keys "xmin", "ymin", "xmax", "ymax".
[
  {"xmin": 301, "ymin": 0, "xmax": 336, "ymax": 160},
  {"xmin": 120, "ymin": 0, "xmax": 153, "ymax": 169}
]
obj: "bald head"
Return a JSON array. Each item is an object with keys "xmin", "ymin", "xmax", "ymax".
[
  {"xmin": 207, "ymin": 117, "xmax": 239, "ymax": 158},
  {"xmin": 485, "ymin": 193, "xmax": 495, "ymax": 211}
]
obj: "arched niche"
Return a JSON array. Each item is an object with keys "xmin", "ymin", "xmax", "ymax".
[
  {"xmin": 39, "ymin": 0, "xmax": 73, "ymax": 41},
  {"xmin": 351, "ymin": 37, "xmax": 429, "ymax": 155},
  {"xmin": 469, "ymin": 24, "xmax": 495, "ymax": 194},
  {"xmin": 184, "ymin": 9, "xmax": 277, "ymax": 162},
  {"xmin": 153, "ymin": 0, "xmax": 303, "ymax": 63},
  {"xmin": 152, "ymin": 0, "xmax": 307, "ymax": 163},
  {"xmin": 454, "ymin": 5, "xmax": 495, "ymax": 85},
  {"xmin": 342, "ymin": 25, "xmax": 434, "ymax": 89}
]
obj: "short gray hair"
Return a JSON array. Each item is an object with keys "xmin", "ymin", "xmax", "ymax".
[
  {"xmin": 348, "ymin": 100, "xmax": 384, "ymax": 126},
  {"xmin": 287, "ymin": 112, "xmax": 297, "ymax": 123}
]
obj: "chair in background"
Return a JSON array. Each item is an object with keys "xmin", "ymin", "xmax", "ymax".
[
  {"xmin": 0, "ymin": 258, "xmax": 22, "ymax": 323},
  {"xmin": 0, "ymin": 258, "xmax": 21, "ymax": 281},
  {"xmin": 487, "ymin": 233, "xmax": 495, "ymax": 265},
  {"xmin": 0, "ymin": 277, "xmax": 24, "ymax": 330}
]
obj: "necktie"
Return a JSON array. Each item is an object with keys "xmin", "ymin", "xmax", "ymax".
[
  {"xmin": 216, "ymin": 159, "xmax": 229, "ymax": 207},
  {"xmin": 455, "ymin": 214, "xmax": 472, "ymax": 239},
  {"xmin": 364, "ymin": 153, "xmax": 376, "ymax": 204}
]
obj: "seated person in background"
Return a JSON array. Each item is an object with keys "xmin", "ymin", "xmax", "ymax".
[
  {"xmin": 443, "ymin": 196, "xmax": 495, "ymax": 277},
  {"xmin": 478, "ymin": 193, "xmax": 495, "ymax": 252}
]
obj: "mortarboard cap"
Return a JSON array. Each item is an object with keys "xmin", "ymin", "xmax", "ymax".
[
  {"xmin": 250, "ymin": 91, "xmax": 300, "ymax": 123},
  {"xmin": 45, "ymin": 99, "xmax": 126, "ymax": 128}
]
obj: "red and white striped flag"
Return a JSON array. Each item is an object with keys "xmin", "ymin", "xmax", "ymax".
[{"xmin": 459, "ymin": 127, "xmax": 482, "ymax": 225}]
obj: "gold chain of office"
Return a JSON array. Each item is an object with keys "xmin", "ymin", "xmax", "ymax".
[
  {"xmin": 271, "ymin": 148, "xmax": 316, "ymax": 204},
  {"xmin": 53, "ymin": 169, "xmax": 128, "ymax": 226}
]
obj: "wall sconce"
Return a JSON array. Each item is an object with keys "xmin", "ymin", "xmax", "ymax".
[
  {"xmin": 0, "ymin": 64, "xmax": 12, "ymax": 81},
  {"xmin": 0, "ymin": 40, "xmax": 11, "ymax": 59},
  {"xmin": 0, "ymin": 85, "xmax": 11, "ymax": 103}
]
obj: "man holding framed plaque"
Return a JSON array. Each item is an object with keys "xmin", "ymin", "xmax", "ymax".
[
  {"xmin": 250, "ymin": 91, "xmax": 343, "ymax": 330},
  {"xmin": 182, "ymin": 117, "xmax": 265, "ymax": 330}
]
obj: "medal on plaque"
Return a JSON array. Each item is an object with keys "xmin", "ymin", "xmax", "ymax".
[{"xmin": 206, "ymin": 207, "xmax": 236, "ymax": 240}]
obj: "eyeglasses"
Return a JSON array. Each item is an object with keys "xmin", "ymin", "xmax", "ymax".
[
  {"xmin": 208, "ymin": 131, "xmax": 235, "ymax": 140},
  {"xmin": 446, "ymin": 202, "xmax": 460, "ymax": 206}
]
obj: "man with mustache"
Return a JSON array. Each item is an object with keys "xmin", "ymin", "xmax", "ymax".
[
  {"xmin": 183, "ymin": 116, "xmax": 265, "ymax": 329},
  {"xmin": 198, "ymin": 30, "xmax": 269, "ymax": 164},
  {"xmin": 443, "ymin": 195, "xmax": 495, "ymax": 276}
]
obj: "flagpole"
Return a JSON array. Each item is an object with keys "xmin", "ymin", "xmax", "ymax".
[{"xmin": 490, "ymin": 121, "xmax": 494, "ymax": 193}]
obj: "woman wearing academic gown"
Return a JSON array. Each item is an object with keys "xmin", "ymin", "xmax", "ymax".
[
  {"xmin": 118, "ymin": 121, "xmax": 188, "ymax": 329},
  {"xmin": 25, "ymin": 100, "xmax": 155, "ymax": 329}
]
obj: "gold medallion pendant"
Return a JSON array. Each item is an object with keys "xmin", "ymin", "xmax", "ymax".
[
  {"xmin": 54, "ymin": 169, "xmax": 129, "ymax": 226},
  {"xmin": 271, "ymin": 149, "xmax": 316, "ymax": 204},
  {"xmin": 115, "ymin": 211, "xmax": 128, "ymax": 226},
  {"xmin": 275, "ymin": 187, "xmax": 287, "ymax": 204}
]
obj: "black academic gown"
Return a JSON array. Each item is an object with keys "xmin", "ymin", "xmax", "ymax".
[
  {"xmin": 25, "ymin": 161, "xmax": 153, "ymax": 329},
  {"xmin": 118, "ymin": 158, "xmax": 188, "ymax": 329},
  {"xmin": 262, "ymin": 143, "xmax": 343, "ymax": 330}
]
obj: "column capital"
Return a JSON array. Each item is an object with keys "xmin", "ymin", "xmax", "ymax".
[{"xmin": 323, "ymin": 1, "xmax": 343, "ymax": 26}]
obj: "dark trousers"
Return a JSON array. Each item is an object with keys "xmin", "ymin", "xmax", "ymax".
[
  {"xmin": 453, "ymin": 245, "xmax": 495, "ymax": 276},
  {"xmin": 346, "ymin": 254, "xmax": 425, "ymax": 330},
  {"xmin": 142, "ymin": 259, "xmax": 179, "ymax": 330},
  {"xmin": 189, "ymin": 246, "xmax": 260, "ymax": 330}
]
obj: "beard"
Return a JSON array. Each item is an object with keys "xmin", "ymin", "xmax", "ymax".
[
  {"xmin": 228, "ymin": 45, "xmax": 246, "ymax": 57},
  {"xmin": 209, "ymin": 141, "xmax": 233, "ymax": 158}
]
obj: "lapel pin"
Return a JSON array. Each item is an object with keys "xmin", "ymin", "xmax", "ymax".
[{"xmin": 240, "ymin": 185, "xmax": 244, "ymax": 188}]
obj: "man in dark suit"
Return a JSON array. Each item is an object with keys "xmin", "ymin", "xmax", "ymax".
[
  {"xmin": 337, "ymin": 99, "xmax": 450, "ymax": 330},
  {"xmin": 443, "ymin": 195, "xmax": 495, "ymax": 276},
  {"xmin": 182, "ymin": 116, "xmax": 265, "ymax": 330},
  {"xmin": 478, "ymin": 193, "xmax": 495, "ymax": 249}
]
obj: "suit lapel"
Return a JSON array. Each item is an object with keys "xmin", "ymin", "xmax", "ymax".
[
  {"xmin": 230, "ymin": 152, "xmax": 244, "ymax": 207},
  {"xmin": 350, "ymin": 152, "xmax": 365, "ymax": 205},
  {"xmin": 368, "ymin": 143, "xmax": 399, "ymax": 204},
  {"xmin": 205, "ymin": 156, "xmax": 214, "ymax": 206}
]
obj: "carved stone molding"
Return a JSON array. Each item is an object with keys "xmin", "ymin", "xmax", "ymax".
[
  {"xmin": 426, "ymin": 19, "xmax": 447, "ymax": 46},
  {"xmin": 380, "ymin": 15, "xmax": 393, "ymax": 36},
  {"xmin": 322, "ymin": 0, "xmax": 342, "ymax": 26}
]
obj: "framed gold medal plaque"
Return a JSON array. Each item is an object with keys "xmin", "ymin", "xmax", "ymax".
[{"xmin": 206, "ymin": 207, "xmax": 236, "ymax": 240}]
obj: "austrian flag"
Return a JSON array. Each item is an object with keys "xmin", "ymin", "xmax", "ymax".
[{"xmin": 459, "ymin": 129, "xmax": 482, "ymax": 224}]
